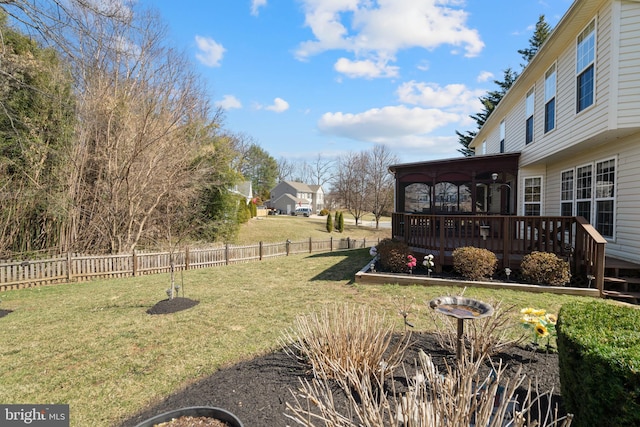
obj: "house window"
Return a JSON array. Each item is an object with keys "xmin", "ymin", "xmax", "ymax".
[
  {"xmin": 595, "ymin": 158, "xmax": 615, "ymax": 238},
  {"xmin": 525, "ymin": 89, "xmax": 534, "ymax": 144},
  {"xmin": 576, "ymin": 164, "xmax": 592, "ymax": 221},
  {"xmin": 576, "ymin": 21, "xmax": 596, "ymax": 113},
  {"xmin": 523, "ymin": 177, "xmax": 542, "ymax": 216},
  {"xmin": 560, "ymin": 170, "xmax": 574, "ymax": 216},
  {"xmin": 544, "ymin": 65, "xmax": 556, "ymax": 133},
  {"xmin": 499, "ymin": 121, "xmax": 505, "ymax": 153}
]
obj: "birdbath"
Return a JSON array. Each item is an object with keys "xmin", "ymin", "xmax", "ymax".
[{"xmin": 429, "ymin": 296, "xmax": 494, "ymax": 361}]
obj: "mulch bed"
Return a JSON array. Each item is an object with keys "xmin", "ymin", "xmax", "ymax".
[
  {"xmin": 119, "ymin": 332, "xmax": 564, "ymax": 427},
  {"xmin": 146, "ymin": 297, "xmax": 200, "ymax": 315}
]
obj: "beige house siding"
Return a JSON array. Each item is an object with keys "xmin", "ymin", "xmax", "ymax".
[
  {"xmin": 618, "ymin": 1, "xmax": 640, "ymax": 127},
  {"xmin": 521, "ymin": 4, "xmax": 613, "ymax": 166},
  {"xmin": 536, "ymin": 131, "xmax": 640, "ymax": 262}
]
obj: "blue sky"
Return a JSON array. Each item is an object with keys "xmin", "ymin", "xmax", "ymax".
[{"xmin": 143, "ymin": 0, "xmax": 574, "ymax": 164}]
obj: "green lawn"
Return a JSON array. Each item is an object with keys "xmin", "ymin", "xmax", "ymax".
[
  {"xmin": 0, "ymin": 246, "xmax": 594, "ymax": 427},
  {"xmin": 234, "ymin": 214, "xmax": 391, "ymax": 244}
]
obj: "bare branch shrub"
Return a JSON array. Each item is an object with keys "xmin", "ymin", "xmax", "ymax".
[
  {"xmin": 281, "ymin": 304, "xmax": 411, "ymax": 387},
  {"xmin": 427, "ymin": 298, "xmax": 527, "ymax": 360},
  {"xmin": 286, "ymin": 349, "xmax": 573, "ymax": 427}
]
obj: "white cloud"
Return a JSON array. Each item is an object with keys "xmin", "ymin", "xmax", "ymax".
[
  {"xmin": 396, "ymin": 81, "xmax": 484, "ymax": 113},
  {"xmin": 296, "ymin": 0, "xmax": 484, "ymax": 77},
  {"xmin": 195, "ymin": 36, "xmax": 226, "ymax": 67},
  {"xmin": 215, "ymin": 95, "xmax": 242, "ymax": 110},
  {"xmin": 318, "ymin": 105, "xmax": 460, "ymax": 143},
  {"xmin": 334, "ymin": 57, "xmax": 399, "ymax": 79},
  {"xmin": 264, "ymin": 97, "xmax": 290, "ymax": 113},
  {"xmin": 251, "ymin": 0, "xmax": 267, "ymax": 16},
  {"xmin": 477, "ymin": 70, "xmax": 494, "ymax": 82}
]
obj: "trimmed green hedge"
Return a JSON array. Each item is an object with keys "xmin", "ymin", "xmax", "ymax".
[{"xmin": 557, "ymin": 300, "xmax": 640, "ymax": 427}]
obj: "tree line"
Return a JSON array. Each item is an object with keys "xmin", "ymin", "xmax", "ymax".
[
  {"xmin": 0, "ymin": 1, "xmax": 398, "ymax": 257},
  {"xmin": 0, "ymin": 2, "xmax": 284, "ymax": 256}
]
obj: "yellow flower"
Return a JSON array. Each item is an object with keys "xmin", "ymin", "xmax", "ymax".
[
  {"xmin": 531, "ymin": 309, "xmax": 546, "ymax": 317},
  {"xmin": 535, "ymin": 323, "xmax": 549, "ymax": 338},
  {"xmin": 545, "ymin": 313, "xmax": 558, "ymax": 325},
  {"xmin": 521, "ymin": 314, "xmax": 538, "ymax": 325},
  {"xmin": 520, "ymin": 307, "xmax": 535, "ymax": 315}
]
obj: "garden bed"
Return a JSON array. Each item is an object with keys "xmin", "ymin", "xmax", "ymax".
[{"xmin": 355, "ymin": 258, "xmax": 601, "ymax": 298}]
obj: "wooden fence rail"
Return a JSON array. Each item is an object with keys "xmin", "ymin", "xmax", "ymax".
[{"xmin": 0, "ymin": 237, "xmax": 377, "ymax": 291}]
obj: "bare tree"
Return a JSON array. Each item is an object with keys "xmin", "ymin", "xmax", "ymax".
[
  {"xmin": 366, "ymin": 145, "xmax": 398, "ymax": 229},
  {"xmin": 333, "ymin": 151, "xmax": 368, "ymax": 226},
  {"xmin": 63, "ymin": 6, "xmax": 217, "ymax": 253},
  {"xmin": 309, "ymin": 153, "xmax": 335, "ymax": 187},
  {"xmin": 277, "ymin": 157, "xmax": 295, "ymax": 182}
]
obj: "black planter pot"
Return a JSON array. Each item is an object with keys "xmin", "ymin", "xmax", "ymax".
[{"xmin": 134, "ymin": 406, "xmax": 243, "ymax": 427}]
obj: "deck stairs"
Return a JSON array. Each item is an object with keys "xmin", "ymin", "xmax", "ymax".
[{"xmin": 603, "ymin": 257, "xmax": 640, "ymax": 304}]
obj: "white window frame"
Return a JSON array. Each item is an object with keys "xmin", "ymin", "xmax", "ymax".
[
  {"xmin": 525, "ymin": 88, "xmax": 535, "ymax": 144},
  {"xmin": 560, "ymin": 169, "xmax": 574, "ymax": 216},
  {"xmin": 576, "ymin": 20, "xmax": 596, "ymax": 113},
  {"xmin": 523, "ymin": 176, "xmax": 543, "ymax": 216},
  {"xmin": 575, "ymin": 163, "xmax": 593, "ymax": 222},
  {"xmin": 595, "ymin": 157, "xmax": 616, "ymax": 239},
  {"xmin": 544, "ymin": 64, "xmax": 556, "ymax": 133}
]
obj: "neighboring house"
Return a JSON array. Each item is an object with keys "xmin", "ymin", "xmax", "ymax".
[
  {"xmin": 469, "ymin": 0, "xmax": 640, "ymax": 265},
  {"xmin": 229, "ymin": 181, "xmax": 253, "ymax": 204},
  {"xmin": 389, "ymin": 0, "xmax": 640, "ymax": 295},
  {"xmin": 268, "ymin": 181, "xmax": 324, "ymax": 215}
]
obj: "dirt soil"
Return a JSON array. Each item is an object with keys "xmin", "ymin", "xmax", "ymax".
[{"xmin": 120, "ymin": 332, "xmax": 563, "ymax": 427}]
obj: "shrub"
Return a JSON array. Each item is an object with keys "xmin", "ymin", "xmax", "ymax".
[
  {"xmin": 337, "ymin": 211, "xmax": 345, "ymax": 233},
  {"xmin": 520, "ymin": 251, "xmax": 570, "ymax": 286},
  {"xmin": 558, "ymin": 300, "xmax": 640, "ymax": 427},
  {"xmin": 376, "ymin": 238, "xmax": 411, "ymax": 273},
  {"xmin": 319, "ymin": 208, "xmax": 330, "ymax": 216},
  {"xmin": 281, "ymin": 304, "xmax": 410, "ymax": 386},
  {"xmin": 452, "ymin": 246, "xmax": 497, "ymax": 280},
  {"xmin": 325, "ymin": 213, "xmax": 333, "ymax": 233}
]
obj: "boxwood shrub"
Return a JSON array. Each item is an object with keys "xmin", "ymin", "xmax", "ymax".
[
  {"xmin": 375, "ymin": 238, "xmax": 411, "ymax": 273},
  {"xmin": 557, "ymin": 300, "xmax": 640, "ymax": 427},
  {"xmin": 452, "ymin": 246, "xmax": 497, "ymax": 280}
]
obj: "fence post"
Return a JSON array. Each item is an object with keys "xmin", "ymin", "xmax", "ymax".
[
  {"xmin": 185, "ymin": 246, "xmax": 190, "ymax": 270},
  {"xmin": 364, "ymin": 237, "xmax": 366, "ymax": 249},
  {"xmin": 132, "ymin": 250, "xmax": 137, "ymax": 276},
  {"xmin": 347, "ymin": 237, "xmax": 351, "ymax": 249},
  {"xmin": 225, "ymin": 243, "xmax": 229, "ymax": 265},
  {"xmin": 259, "ymin": 241, "xmax": 263, "ymax": 261},
  {"xmin": 309, "ymin": 237, "xmax": 312, "ymax": 253},
  {"xmin": 286, "ymin": 240, "xmax": 290, "ymax": 256},
  {"xmin": 330, "ymin": 237, "xmax": 333, "ymax": 251},
  {"xmin": 66, "ymin": 252, "xmax": 72, "ymax": 282}
]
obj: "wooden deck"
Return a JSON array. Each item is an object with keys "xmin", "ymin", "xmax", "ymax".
[{"xmin": 392, "ymin": 213, "xmax": 607, "ymax": 294}]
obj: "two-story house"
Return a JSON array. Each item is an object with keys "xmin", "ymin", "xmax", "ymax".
[
  {"xmin": 268, "ymin": 181, "xmax": 325, "ymax": 215},
  {"xmin": 389, "ymin": 0, "xmax": 640, "ymax": 295},
  {"xmin": 469, "ymin": 0, "xmax": 640, "ymax": 264}
]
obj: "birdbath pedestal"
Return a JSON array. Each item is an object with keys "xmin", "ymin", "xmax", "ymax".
[{"xmin": 429, "ymin": 296, "xmax": 495, "ymax": 361}]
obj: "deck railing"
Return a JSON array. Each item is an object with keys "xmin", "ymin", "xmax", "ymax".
[{"xmin": 392, "ymin": 213, "xmax": 606, "ymax": 293}]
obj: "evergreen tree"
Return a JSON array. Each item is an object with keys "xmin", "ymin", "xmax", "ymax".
[
  {"xmin": 326, "ymin": 213, "xmax": 333, "ymax": 233},
  {"xmin": 338, "ymin": 212, "xmax": 345, "ymax": 233},
  {"xmin": 456, "ymin": 15, "xmax": 552, "ymax": 157},
  {"xmin": 518, "ymin": 15, "xmax": 552, "ymax": 66},
  {"xmin": 334, "ymin": 211, "xmax": 340, "ymax": 230}
]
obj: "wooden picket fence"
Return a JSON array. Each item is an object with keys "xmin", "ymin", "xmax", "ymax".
[{"xmin": 0, "ymin": 237, "xmax": 379, "ymax": 291}]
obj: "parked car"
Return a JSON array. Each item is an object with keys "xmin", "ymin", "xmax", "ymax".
[{"xmin": 295, "ymin": 207, "xmax": 311, "ymax": 217}]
